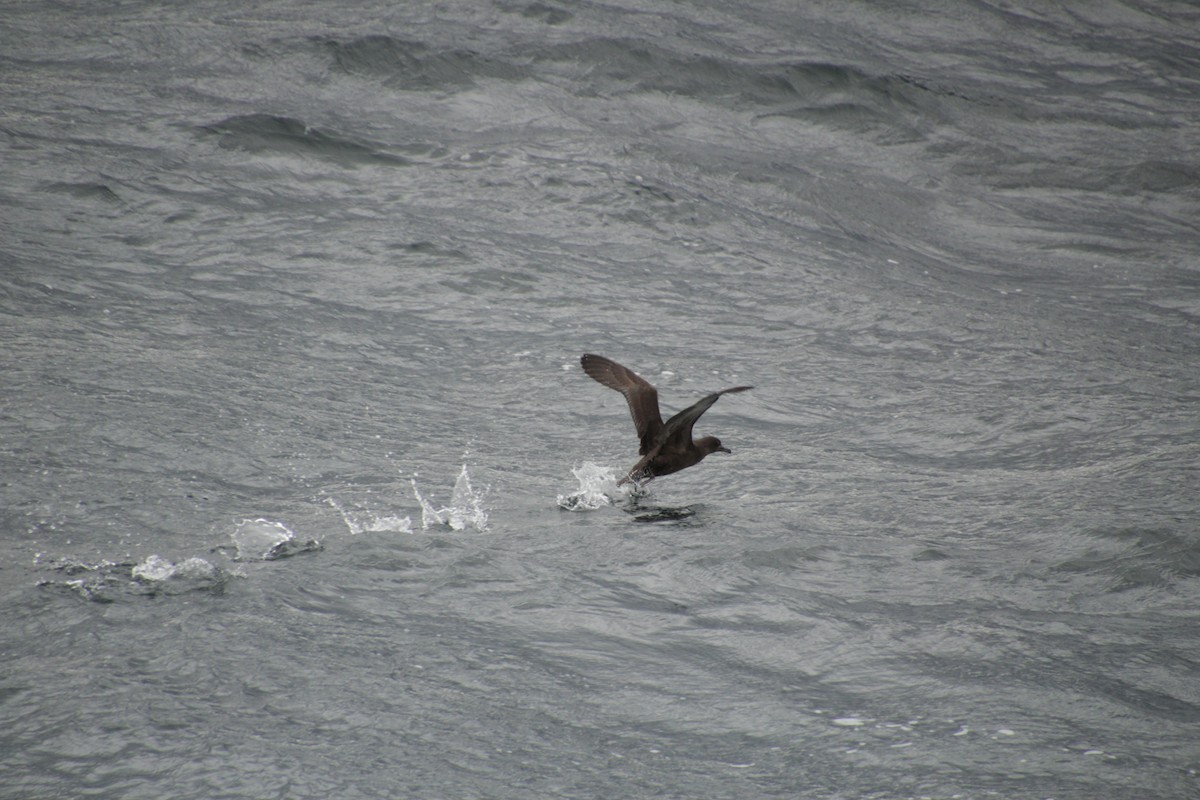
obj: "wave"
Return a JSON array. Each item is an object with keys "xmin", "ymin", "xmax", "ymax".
[
  {"xmin": 319, "ymin": 34, "xmax": 529, "ymax": 89},
  {"xmin": 1054, "ymin": 526, "xmax": 1200, "ymax": 592},
  {"xmin": 312, "ymin": 31, "xmax": 949, "ymax": 139},
  {"xmin": 199, "ymin": 113, "xmax": 411, "ymax": 166},
  {"xmin": 41, "ymin": 181, "xmax": 123, "ymax": 204}
]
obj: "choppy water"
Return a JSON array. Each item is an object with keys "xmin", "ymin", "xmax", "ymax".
[{"xmin": 2, "ymin": 1, "xmax": 1198, "ymax": 798}]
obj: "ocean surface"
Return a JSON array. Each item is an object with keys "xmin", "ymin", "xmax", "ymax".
[{"xmin": 2, "ymin": 1, "xmax": 1198, "ymax": 798}]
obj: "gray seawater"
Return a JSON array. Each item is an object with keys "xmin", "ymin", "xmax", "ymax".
[{"xmin": 2, "ymin": 1, "xmax": 1198, "ymax": 797}]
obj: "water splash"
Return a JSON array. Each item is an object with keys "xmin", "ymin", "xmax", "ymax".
[
  {"xmin": 411, "ymin": 464, "xmax": 489, "ymax": 531},
  {"xmin": 36, "ymin": 558, "xmax": 133, "ymax": 603},
  {"xmin": 130, "ymin": 554, "xmax": 228, "ymax": 596},
  {"xmin": 231, "ymin": 518, "xmax": 323, "ymax": 561},
  {"xmin": 132, "ymin": 554, "xmax": 218, "ymax": 582},
  {"xmin": 325, "ymin": 497, "xmax": 414, "ymax": 535},
  {"xmin": 557, "ymin": 462, "xmax": 623, "ymax": 511}
]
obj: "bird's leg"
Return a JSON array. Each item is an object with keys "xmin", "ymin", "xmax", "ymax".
[{"xmin": 620, "ymin": 472, "xmax": 652, "ymax": 503}]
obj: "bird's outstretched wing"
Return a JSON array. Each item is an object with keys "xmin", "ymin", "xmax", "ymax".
[
  {"xmin": 658, "ymin": 386, "xmax": 753, "ymax": 454},
  {"xmin": 581, "ymin": 354, "xmax": 664, "ymax": 454}
]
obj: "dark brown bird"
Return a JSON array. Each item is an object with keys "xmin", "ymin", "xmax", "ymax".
[{"xmin": 580, "ymin": 353, "xmax": 752, "ymax": 485}]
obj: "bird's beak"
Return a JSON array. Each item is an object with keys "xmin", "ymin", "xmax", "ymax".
[{"xmin": 718, "ymin": 446, "xmax": 731, "ymax": 454}]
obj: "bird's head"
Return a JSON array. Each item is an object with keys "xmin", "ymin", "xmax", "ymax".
[{"xmin": 697, "ymin": 436, "xmax": 731, "ymax": 455}]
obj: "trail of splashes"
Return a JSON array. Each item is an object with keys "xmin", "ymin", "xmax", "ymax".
[{"xmin": 411, "ymin": 464, "xmax": 489, "ymax": 531}]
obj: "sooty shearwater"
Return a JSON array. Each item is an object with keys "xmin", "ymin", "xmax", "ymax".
[{"xmin": 580, "ymin": 353, "xmax": 752, "ymax": 485}]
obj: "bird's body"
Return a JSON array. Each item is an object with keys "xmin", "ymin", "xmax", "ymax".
[{"xmin": 580, "ymin": 354, "xmax": 752, "ymax": 485}]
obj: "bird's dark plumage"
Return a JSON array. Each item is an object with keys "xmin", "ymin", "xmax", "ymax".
[{"xmin": 580, "ymin": 353, "xmax": 752, "ymax": 485}]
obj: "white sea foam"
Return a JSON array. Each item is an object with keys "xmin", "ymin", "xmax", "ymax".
[{"xmin": 832, "ymin": 717, "xmax": 867, "ymax": 727}]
